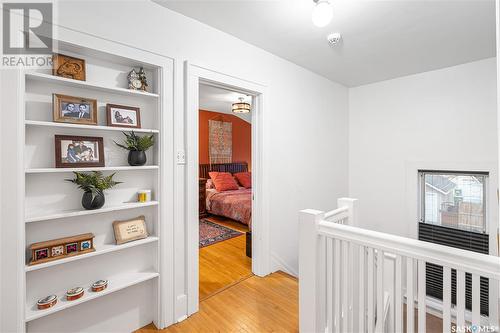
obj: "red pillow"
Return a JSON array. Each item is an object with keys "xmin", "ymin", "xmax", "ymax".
[
  {"xmin": 234, "ymin": 172, "xmax": 251, "ymax": 188},
  {"xmin": 209, "ymin": 172, "xmax": 239, "ymax": 191}
]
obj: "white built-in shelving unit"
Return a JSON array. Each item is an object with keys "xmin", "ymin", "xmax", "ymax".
[{"xmin": 21, "ymin": 40, "xmax": 169, "ymax": 332}]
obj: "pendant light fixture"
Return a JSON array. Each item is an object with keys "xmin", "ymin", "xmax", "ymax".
[
  {"xmin": 312, "ymin": 0, "xmax": 333, "ymax": 27},
  {"xmin": 232, "ymin": 97, "xmax": 251, "ymax": 114}
]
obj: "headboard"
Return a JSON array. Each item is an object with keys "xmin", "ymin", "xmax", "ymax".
[{"xmin": 199, "ymin": 162, "xmax": 248, "ymax": 179}]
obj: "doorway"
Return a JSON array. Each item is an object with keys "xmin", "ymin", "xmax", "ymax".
[
  {"xmin": 198, "ymin": 84, "xmax": 253, "ymax": 299},
  {"xmin": 185, "ymin": 63, "xmax": 269, "ymax": 316}
]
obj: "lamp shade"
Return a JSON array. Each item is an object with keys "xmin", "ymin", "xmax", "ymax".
[{"xmin": 232, "ymin": 97, "xmax": 251, "ymax": 114}]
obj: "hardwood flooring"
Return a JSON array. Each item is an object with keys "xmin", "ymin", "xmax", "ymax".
[
  {"xmin": 199, "ymin": 215, "xmax": 252, "ymax": 300},
  {"xmin": 136, "ymin": 272, "xmax": 298, "ymax": 333}
]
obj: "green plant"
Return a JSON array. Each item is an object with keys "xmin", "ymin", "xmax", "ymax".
[
  {"xmin": 114, "ymin": 131, "xmax": 155, "ymax": 151},
  {"xmin": 66, "ymin": 171, "xmax": 122, "ymax": 198}
]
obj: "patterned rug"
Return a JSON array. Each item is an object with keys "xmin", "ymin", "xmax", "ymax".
[{"xmin": 199, "ymin": 219, "xmax": 243, "ymax": 248}]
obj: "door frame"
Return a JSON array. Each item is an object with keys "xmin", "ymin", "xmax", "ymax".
[{"xmin": 184, "ymin": 62, "xmax": 270, "ymax": 315}]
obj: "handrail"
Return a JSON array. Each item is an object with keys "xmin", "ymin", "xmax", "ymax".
[
  {"xmin": 324, "ymin": 206, "xmax": 349, "ymax": 219},
  {"xmin": 318, "ymin": 219, "xmax": 500, "ymax": 280}
]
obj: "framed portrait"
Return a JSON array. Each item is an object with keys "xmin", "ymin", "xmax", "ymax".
[
  {"xmin": 54, "ymin": 135, "xmax": 105, "ymax": 168},
  {"xmin": 53, "ymin": 94, "xmax": 97, "ymax": 125},
  {"xmin": 52, "ymin": 54, "xmax": 86, "ymax": 81},
  {"xmin": 106, "ymin": 104, "xmax": 141, "ymax": 128},
  {"xmin": 113, "ymin": 215, "xmax": 148, "ymax": 245}
]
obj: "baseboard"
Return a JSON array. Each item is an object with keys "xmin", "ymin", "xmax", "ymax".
[{"xmin": 270, "ymin": 252, "xmax": 298, "ymax": 277}]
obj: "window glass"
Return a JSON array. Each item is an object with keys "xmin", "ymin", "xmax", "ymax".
[{"xmin": 421, "ymin": 172, "xmax": 486, "ymax": 233}]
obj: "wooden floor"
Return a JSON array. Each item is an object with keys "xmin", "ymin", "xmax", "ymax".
[
  {"xmin": 136, "ymin": 271, "xmax": 298, "ymax": 333},
  {"xmin": 199, "ymin": 215, "xmax": 252, "ymax": 300}
]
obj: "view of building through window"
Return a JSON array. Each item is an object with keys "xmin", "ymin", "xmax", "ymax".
[{"xmin": 421, "ymin": 172, "xmax": 486, "ymax": 233}]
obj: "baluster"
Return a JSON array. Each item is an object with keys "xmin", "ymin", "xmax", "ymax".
[
  {"xmin": 367, "ymin": 248, "xmax": 375, "ymax": 333},
  {"xmin": 376, "ymin": 250, "xmax": 384, "ymax": 333},
  {"xmin": 406, "ymin": 258, "xmax": 414, "ymax": 333},
  {"xmin": 417, "ymin": 260, "xmax": 426, "ymax": 333},
  {"xmin": 442, "ymin": 266, "xmax": 451, "ymax": 333},
  {"xmin": 471, "ymin": 274, "xmax": 480, "ymax": 327},
  {"xmin": 326, "ymin": 238, "xmax": 333, "ymax": 333},
  {"xmin": 341, "ymin": 241, "xmax": 349, "ymax": 331},
  {"xmin": 456, "ymin": 270, "xmax": 466, "ymax": 328},
  {"xmin": 359, "ymin": 245, "xmax": 366, "ymax": 333},
  {"xmin": 348, "ymin": 242, "xmax": 354, "ymax": 332},
  {"xmin": 334, "ymin": 238, "xmax": 340, "ymax": 333},
  {"xmin": 395, "ymin": 255, "xmax": 403, "ymax": 333}
]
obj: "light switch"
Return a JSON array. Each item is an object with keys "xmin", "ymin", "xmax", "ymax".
[{"xmin": 176, "ymin": 150, "xmax": 186, "ymax": 164}]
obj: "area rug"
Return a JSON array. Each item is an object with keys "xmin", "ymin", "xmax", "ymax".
[{"xmin": 199, "ymin": 219, "xmax": 243, "ymax": 248}]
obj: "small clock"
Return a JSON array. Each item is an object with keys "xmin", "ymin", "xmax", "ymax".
[
  {"xmin": 131, "ymin": 78, "xmax": 142, "ymax": 89},
  {"xmin": 127, "ymin": 67, "xmax": 148, "ymax": 91}
]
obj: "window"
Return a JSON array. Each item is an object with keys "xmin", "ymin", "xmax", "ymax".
[
  {"xmin": 419, "ymin": 170, "xmax": 487, "ymax": 234},
  {"xmin": 418, "ymin": 170, "xmax": 490, "ymax": 315}
]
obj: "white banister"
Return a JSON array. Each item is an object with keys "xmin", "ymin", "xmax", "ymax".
[
  {"xmin": 298, "ymin": 209, "xmax": 324, "ymax": 333},
  {"xmin": 299, "ymin": 199, "xmax": 500, "ymax": 333}
]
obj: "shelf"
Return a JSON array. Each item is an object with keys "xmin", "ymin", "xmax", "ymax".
[
  {"xmin": 26, "ymin": 72, "xmax": 160, "ymax": 98},
  {"xmin": 25, "ymin": 120, "xmax": 160, "ymax": 134},
  {"xmin": 26, "ymin": 165, "xmax": 159, "ymax": 174},
  {"xmin": 26, "ymin": 237, "xmax": 159, "ymax": 272},
  {"xmin": 25, "ymin": 271, "xmax": 159, "ymax": 322},
  {"xmin": 25, "ymin": 201, "xmax": 159, "ymax": 223}
]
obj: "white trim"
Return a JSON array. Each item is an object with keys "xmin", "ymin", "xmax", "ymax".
[{"xmin": 184, "ymin": 62, "xmax": 270, "ymax": 317}]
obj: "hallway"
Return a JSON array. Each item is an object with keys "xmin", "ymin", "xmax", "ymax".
[{"xmin": 137, "ymin": 272, "xmax": 299, "ymax": 332}]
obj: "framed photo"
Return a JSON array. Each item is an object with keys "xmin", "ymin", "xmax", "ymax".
[
  {"xmin": 55, "ymin": 135, "xmax": 105, "ymax": 168},
  {"xmin": 53, "ymin": 94, "xmax": 97, "ymax": 125},
  {"xmin": 113, "ymin": 215, "xmax": 148, "ymax": 245},
  {"xmin": 106, "ymin": 104, "xmax": 141, "ymax": 128},
  {"xmin": 53, "ymin": 54, "xmax": 86, "ymax": 81}
]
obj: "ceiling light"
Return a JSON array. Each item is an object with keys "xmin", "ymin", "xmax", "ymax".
[
  {"xmin": 327, "ymin": 32, "xmax": 342, "ymax": 46},
  {"xmin": 312, "ymin": 0, "xmax": 333, "ymax": 28},
  {"xmin": 232, "ymin": 97, "xmax": 251, "ymax": 114}
]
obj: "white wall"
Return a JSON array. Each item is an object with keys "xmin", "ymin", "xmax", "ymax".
[
  {"xmin": 16, "ymin": 0, "xmax": 348, "ymax": 329},
  {"xmin": 349, "ymin": 58, "xmax": 498, "ymax": 240}
]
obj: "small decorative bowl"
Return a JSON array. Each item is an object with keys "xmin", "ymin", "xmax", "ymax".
[
  {"xmin": 37, "ymin": 295, "xmax": 57, "ymax": 310},
  {"xmin": 66, "ymin": 287, "xmax": 84, "ymax": 301},
  {"xmin": 91, "ymin": 279, "xmax": 108, "ymax": 292}
]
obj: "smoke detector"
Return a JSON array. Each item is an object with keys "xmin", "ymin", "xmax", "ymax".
[{"xmin": 327, "ymin": 33, "xmax": 342, "ymax": 46}]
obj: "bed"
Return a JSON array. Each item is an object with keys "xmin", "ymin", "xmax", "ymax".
[{"xmin": 199, "ymin": 162, "xmax": 252, "ymax": 257}]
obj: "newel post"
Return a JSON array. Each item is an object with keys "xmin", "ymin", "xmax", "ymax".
[
  {"xmin": 299, "ymin": 209, "xmax": 324, "ymax": 333},
  {"xmin": 338, "ymin": 198, "xmax": 359, "ymax": 227}
]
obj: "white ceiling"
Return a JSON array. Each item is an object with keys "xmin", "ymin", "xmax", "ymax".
[
  {"xmin": 199, "ymin": 84, "xmax": 252, "ymax": 123},
  {"xmin": 155, "ymin": 0, "xmax": 496, "ymax": 87}
]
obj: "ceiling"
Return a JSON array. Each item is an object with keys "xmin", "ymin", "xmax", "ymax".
[
  {"xmin": 199, "ymin": 84, "xmax": 252, "ymax": 123},
  {"xmin": 155, "ymin": 0, "xmax": 496, "ymax": 87}
]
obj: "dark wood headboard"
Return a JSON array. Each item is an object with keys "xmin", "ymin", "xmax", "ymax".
[{"xmin": 199, "ymin": 162, "xmax": 248, "ymax": 179}]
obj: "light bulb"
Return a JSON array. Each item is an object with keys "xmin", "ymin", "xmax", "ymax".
[{"xmin": 312, "ymin": 0, "xmax": 333, "ymax": 28}]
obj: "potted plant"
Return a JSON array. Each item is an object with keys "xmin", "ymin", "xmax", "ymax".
[
  {"xmin": 66, "ymin": 171, "xmax": 122, "ymax": 210},
  {"xmin": 114, "ymin": 131, "xmax": 155, "ymax": 166}
]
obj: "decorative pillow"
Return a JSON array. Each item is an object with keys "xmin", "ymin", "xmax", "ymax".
[
  {"xmin": 234, "ymin": 172, "xmax": 251, "ymax": 189},
  {"xmin": 209, "ymin": 172, "xmax": 239, "ymax": 191},
  {"xmin": 206, "ymin": 179, "xmax": 215, "ymax": 189}
]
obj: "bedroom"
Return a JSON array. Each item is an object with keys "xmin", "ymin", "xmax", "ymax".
[{"xmin": 197, "ymin": 84, "xmax": 253, "ymax": 299}]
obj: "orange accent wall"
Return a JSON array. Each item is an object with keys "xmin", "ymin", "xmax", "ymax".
[{"xmin": 199, "ymin": 110, "xmax": 251, "ymax": 170}]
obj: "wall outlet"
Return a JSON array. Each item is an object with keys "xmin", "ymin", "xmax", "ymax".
[{"xmin": 176, "ymin": 150, "xmax": 186, "ymax": 164}]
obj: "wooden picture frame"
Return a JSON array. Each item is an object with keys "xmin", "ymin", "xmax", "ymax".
[
  {"xmin": 52, "ymin": 53, "xmax": 86, "ymax": 81},
  {"xmin": 106, "ymin": 104, "xmax": 141, "ymax": 128},
  {"xmin": 113, "ymin": 215, "xmax": 148, "ymax": 245},
  {"xmin": 53, "ymin": 94, "xmax": 98, "ymax": 125},
  {"xmin": 54, "ymin": 135, "xmax": 105, "ymax": 168}
]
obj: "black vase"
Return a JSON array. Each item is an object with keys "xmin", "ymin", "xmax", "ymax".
[
  {"xmin": 128, "ymin": 150, "xmax": 147, "ymax": 166},
  {"xmin": 82, "ymin": 191, "xmax": 105, "ymax": 210}
]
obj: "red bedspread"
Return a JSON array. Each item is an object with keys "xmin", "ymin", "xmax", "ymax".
[{"xmin": 206, "ymin": 188, "xmax": 252, "ymax": 229}]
